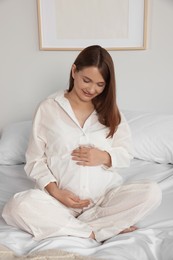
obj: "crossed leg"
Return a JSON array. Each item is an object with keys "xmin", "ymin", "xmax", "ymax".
[{"xmin": 79, "ymin": 181, "xmax": 162, "ymax": 242}]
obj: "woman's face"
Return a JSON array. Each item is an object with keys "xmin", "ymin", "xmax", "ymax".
[{"xmin": 71, "ymin": 65, "xmax": 106, "ymax": 102}]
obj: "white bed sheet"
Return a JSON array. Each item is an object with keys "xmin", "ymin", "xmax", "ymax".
[{"xmin": 0, "ymin": 160, "xmax": 173, "ymax": 260}]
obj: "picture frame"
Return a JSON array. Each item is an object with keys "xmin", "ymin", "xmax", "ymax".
[{"xmin": 37, "ymin": 0, "xmax": 148, "ymax": 51}]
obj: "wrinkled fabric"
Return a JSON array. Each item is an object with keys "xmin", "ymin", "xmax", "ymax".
[{"xmin": 0, "ymin": 160, "xmax": 171, "ymax": 259}]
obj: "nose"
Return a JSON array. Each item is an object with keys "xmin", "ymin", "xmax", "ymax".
[{"xmin": 88, "ymin": 84, "xmax": 96, "ymax": 94}]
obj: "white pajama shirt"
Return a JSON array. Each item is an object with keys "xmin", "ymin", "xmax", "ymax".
[
  {"xmin": 2, "ymin": 91, "xmax": 162, "ymax": 242},
  {"xmin": 25, "ymin": 91, "xmax": 134, "ymax": 202}
]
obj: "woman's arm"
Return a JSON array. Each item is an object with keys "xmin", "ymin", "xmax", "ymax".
[
  {"xmin": 105, "ymin": 112, "xmax": 134, "ymax": 169},
  {"xmin": 24, "ymin": 102, "xmax": 57, "ymax": 190}
]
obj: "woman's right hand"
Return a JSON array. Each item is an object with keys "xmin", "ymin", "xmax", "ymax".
[
  {"xmin": 45, "ymin": 182, "xmax": 90, "ymax": 208},
  {"xmin": 55, "ymin": 189, "xmax": 91, "ymax": 208}
]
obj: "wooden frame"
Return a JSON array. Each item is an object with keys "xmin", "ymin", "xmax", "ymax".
[{"xmin": 37, "ymin": 0, "xmax": 148, "ymax": 51}]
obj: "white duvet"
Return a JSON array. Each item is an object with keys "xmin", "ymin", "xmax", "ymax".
[{"xmin": 0, "ymin": 159, "xmax": 173, "ymax": 260}]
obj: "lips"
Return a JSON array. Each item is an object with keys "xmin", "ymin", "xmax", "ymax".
[{"xmin": 82, "ymin": 90, "xmax": 94, "ymax": 97}]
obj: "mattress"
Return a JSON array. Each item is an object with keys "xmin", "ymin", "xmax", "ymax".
[{"xmin": 0, "ymin": 159, "xmax": 173, "ymax": 260}]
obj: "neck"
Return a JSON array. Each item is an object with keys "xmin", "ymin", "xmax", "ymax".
[{"xmin": 66, "ymin": 91, "xmax": 94, "ymax": 110}]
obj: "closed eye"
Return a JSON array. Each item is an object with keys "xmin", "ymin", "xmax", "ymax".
[
  {"xmin": 83, "ymin": 78, "xmax": 91, "ymax": 83},
  {"xmin": 97, "ymin": 82, "xmax": 105, "ymax": 87},
  {"xmin": 82, "ymin": 76, "xmax": 105, "ymax": 87}
]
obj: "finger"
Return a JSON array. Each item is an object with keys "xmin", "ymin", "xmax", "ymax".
[
  {"xmin": 79, "ymin": 199, "xmax": 90, "ymax": 204},
  {"xmin": 76, "ymin": 161, "xmax": 90, "ymax": 166},
  {"xmin": 79, "ymin": 147, "xmax": 88, "ymax": 152},
  {"xmin": 78, "ymin": 202, "xmax": 90, "ymax": 208},
  {"xmin": 71, "ymin": 156, "xmax": 82, "ymax": 162},
  {"xmin": 70, "ymin": 195, "xmax": 80, "ymax": 202},
  {"xmin": 72, "ymin": 204, "xmax": 84, "ymax": 209},
  {"xmin": 72, "ymin": 146, "xmax": 84, "ymax": 152},
  {"xmin": 71, "ymin": 149, "xmax": 80, "ymax": 153},
  {"xmin": 72, "ymin": 202, "xmax": 90, "ymax": 208},
  {"xmin": 71, "ymin": 152, "xmax": 79, "ymax": 157},
  {"xmin": 72, "ymin": 150, "xmax": 89, "ymax": 159},
  {"xmin": 72, "ymin": 150, "xmax": 88, "ymax": 157},
  {"xmin": 71, "ymin": 150, "xmax": 80, "ymax": 156},
  {"xmin": 72, "ymin": 198, "xmax": 90, "ymax": 207},
  {"xmin": 72, "ymin": 156, "xmax": 88, "ymax": 162}
]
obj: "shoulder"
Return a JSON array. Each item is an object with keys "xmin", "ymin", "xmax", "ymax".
[
  {"xmin": 37, "ymin": 89, "xmax": 65, "ymax": 109},
  {"xmin": 46, "ymin": 89, "xmax": 65, "ymax": 100},
  {"xmin": 33, "ymin": 90, "xmax": 65, "ymax": 119}
]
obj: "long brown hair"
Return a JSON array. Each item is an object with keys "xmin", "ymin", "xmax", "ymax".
[{"xmin": 68, "ymin": 45, "xmax": 121, "ymax": 138}]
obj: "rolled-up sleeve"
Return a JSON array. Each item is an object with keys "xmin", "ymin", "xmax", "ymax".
[
  {"xmin": 104, "ymin": 112, "xmax": 134, "ymax": 171},
  {"xmin": 24, "ymin": 103, "xmax": 57, "ymax": 190}
]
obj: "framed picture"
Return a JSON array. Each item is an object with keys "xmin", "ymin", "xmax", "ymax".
[{"xmin": 37, "ymin": 0, "xmax": 148, "ymax": 51}]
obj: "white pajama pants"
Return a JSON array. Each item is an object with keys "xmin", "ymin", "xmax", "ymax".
[{"xmin": 2, "ymin": 181, "xmax": 162, "ymax": 242}]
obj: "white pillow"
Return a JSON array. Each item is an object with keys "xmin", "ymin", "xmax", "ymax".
[
  {"xmin": 0, "ymin": 111, "xmax": 173, "ymax": 165},
  {"xmin": 0, "ymin": 121, "xmax": 32, "ymax": 165},
  {"xmin": 123, "ymin": 110, "xmax": 173, "ymax": 164}
]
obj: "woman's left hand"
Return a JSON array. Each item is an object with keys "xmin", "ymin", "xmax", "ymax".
[{"xmin": 71, "ymin": 146, "xmax": 111, "ymax": 167}]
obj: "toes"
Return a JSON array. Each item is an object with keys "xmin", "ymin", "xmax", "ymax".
[{"xmin": 119, "ymin": 226, "xmax": 138, "ymax": 234}]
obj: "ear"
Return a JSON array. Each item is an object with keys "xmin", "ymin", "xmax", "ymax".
[{"xmin": 71, "ymin": 64, "xmax": 76, "ymax": 79}]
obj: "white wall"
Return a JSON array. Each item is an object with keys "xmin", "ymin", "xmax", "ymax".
[{"xmin": 0, "ymin": 0, "xmax": 173, "ymax": 128}]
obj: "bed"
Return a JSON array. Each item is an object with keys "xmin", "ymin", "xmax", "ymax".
[{"xmin": 0, "ymin": 110, "xmax": 173, "ymax": 260}]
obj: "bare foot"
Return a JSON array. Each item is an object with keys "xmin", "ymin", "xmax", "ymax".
[
  {"xmin": 89, "ymin": 231, "xmax": 95, "ymax": 240},
  {"xmin": 119, "ymin": 225, "xmax": 138, "ymax": 234}
]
